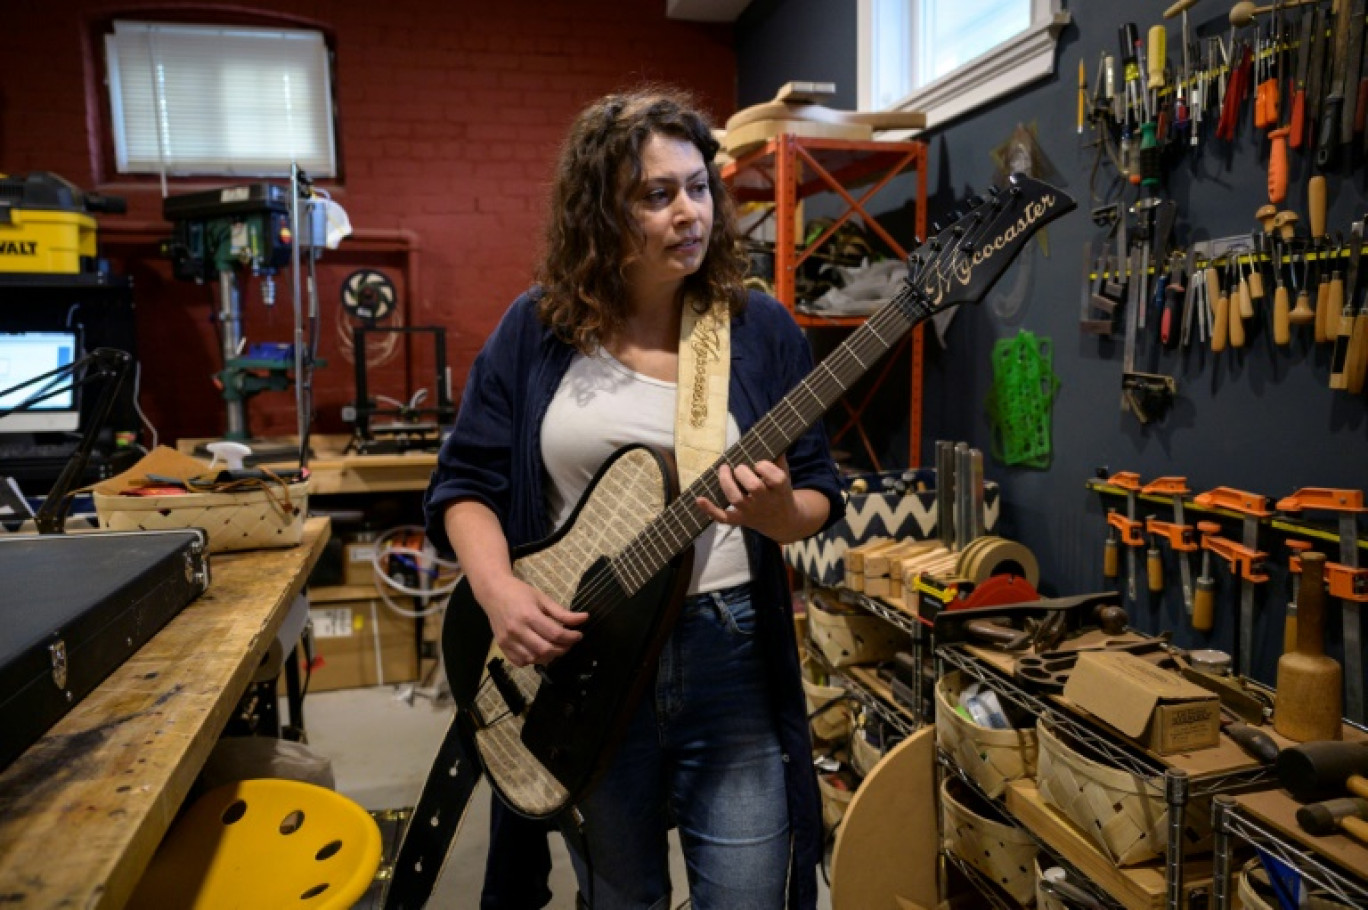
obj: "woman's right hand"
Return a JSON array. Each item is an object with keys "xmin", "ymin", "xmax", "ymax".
[{"xmin": 476, "ymin": 574, "xmax": 586, "ymax": 667}]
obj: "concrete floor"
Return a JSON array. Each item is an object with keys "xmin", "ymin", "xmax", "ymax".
[{"xmin": 300, "ymin": 683, "xmax": 830, "ymax": 909}]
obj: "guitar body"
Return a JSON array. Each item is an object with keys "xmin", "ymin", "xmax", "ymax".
[{"xmin": 442, "ymin": 444, "xmax": 694, "ymax": 819}]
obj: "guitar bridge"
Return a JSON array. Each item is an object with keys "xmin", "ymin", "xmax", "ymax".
[{"xmin": 486, "ymin": 658, "xmax": 527, "ymax": 717}]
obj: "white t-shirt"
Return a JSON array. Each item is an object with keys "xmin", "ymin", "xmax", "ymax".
[{"xmin": 540, "ymin": 349, "xmax": 752, "ymax": 595}]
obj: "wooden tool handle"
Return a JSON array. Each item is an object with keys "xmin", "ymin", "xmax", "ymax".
[
  {"xmin": 1345, "ymin": 312, "xmax": 1368, "ymax": 393},
  {"xmin": 1313, "ymin": 275, "xmax": 1335, "ymax": 342},
  {"xmin": 1331, "ymin": 308, "xmax": 1355, "ymax": 389},
  {"xmin": 1213, "ymin": 286, "xmax": 1231, "ymax": 352},
  {"xmin": 1104, "ymin": 537, "xmax": 1119, "ymax": 579},
  {"xmin": 1350, "ymin": 774, "xmax": 1368, "ymax": 800},
  {"xmin": 1275, "ymin": 285, "xmax": 1292, "ymax": 343},
  {"xmin": 1240, "ymin": 268, "xmax": 1256, "ymax": 317},
  {"xmin": 1147, "ymin": 545, "xmax": 1164, "ymax": 592},
  {"xmin": 1310, "ymin": 176, "xmax": 1327, "ymax": 239},
  {"xmin": 1291, "ymin": 289, "xmax": 1315, "ymax": 324},
  {"xmin": 1249, "ymin": 261, "xmax": 1266, "ymax": 300},
  {"xmin": 1297, "ymin": 551, "xmax": 1327, "ymax": 654},
  {"xmin": 1342, "ymin": 815, "xmax": 1368, "ymax": 845},
  {"xmin": 1194, "ymin": 577, "xmax": 1215, "ymax": 630},
  {"xmin": 1229, "ymin": 293, "xmax": 1247, "ymax": 347}
]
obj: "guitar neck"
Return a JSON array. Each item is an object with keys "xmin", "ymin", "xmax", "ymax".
[
  {"xmin": 613, "ymin": 286, "xmax": 927, "ymax": 592},
  {"xmin": 606, "ymin": 173, "xmax": 1076, "ymax": 594}
]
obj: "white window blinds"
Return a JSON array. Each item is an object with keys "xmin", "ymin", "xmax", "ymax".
[{"xmin": 105, "ymin": 20, "xmax": 337, "ymax": 178}]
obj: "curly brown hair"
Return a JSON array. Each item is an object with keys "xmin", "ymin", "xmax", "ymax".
[{"xmin": 536, "ymin": 86, "xmax": 749, "ymax": 353}]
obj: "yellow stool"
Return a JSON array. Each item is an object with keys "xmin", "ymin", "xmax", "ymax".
[{"xmin": 128, "ymin": 778, "xmax": 382, "ymax": 909}]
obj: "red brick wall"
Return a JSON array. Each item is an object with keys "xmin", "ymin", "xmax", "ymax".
[{"xmin": 2, "ymin": 2, "xmax": 736, "ymax": 443}]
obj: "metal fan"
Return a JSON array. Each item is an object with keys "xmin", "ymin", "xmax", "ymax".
[{"xmin": 340, "ymin": 269, "xmax": 396, "ymax": 325}]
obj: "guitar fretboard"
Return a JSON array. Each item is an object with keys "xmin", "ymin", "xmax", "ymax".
[{"xmin": 609, "ymin": 287, "xmax": 928, "ymax": 595}]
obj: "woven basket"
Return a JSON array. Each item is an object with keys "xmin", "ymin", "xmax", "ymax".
[
  {"xmin": 818, "ymin": 771, "xmax": 855, "ymax": 830},
  {"xmin": 1035, "ymin": 722, "xmax": 1212, "ymax": 867},
  {"xmin": 808, "ymin": 592, "xmax": 904, "ymax": 667},
  {"xmin": 849, "ymin": 726, "xmax": 887, "ymax": 778},
  {"xmin": 941, "ymin": 777, "xmax": 1038, "ymax": 905},
  {"xmin": 94, "ymin": 481, "xmax": 308, "ymax": 553},
  {"xmin": 801, "ymin": 655, "xmax": 854, "ymax": 743},
  {"xmin": 935, "ymin": 670, "xmax": 1038, "ymax": 799}
]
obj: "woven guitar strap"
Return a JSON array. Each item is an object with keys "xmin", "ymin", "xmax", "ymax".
[
  {"xmin": 383, "ymin": 298, "xmax": 731, "ymax": 909},
  {"xmin": 674, "ymin": 294, "xmax": 731, "ymax": 488}
]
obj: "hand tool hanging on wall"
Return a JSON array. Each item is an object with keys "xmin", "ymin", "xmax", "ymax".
[
  {"xmin": 1290, "ymin": 5, "xmax": 1316, "ymax": 149},
  {"xmin": 1274, "ymin": 551, "xmax": 1345, "ymax": 742},
  {"xmin": 1285, "ymin": 537, "xmax": 1313, "ymax": 652},
  {"xmin": 1104, "ymin": 471, "xmax": 1145, "ymax": 610},
  {"xmin": 1277, "ymin": 487, "xmax": 1368, "ymax": 723},
  {"xmin": 1310, "ymin": 173, "xmax": 1334, "ymax": 339},
  {"xmin": 1142, "ymin": 476, "xmax": 1198, "ymax": 617},
  {"xmin": 1317, "ymin": 0, "xmax": 1361, "ymax": 167},
  {"xmin": 1194, "ymin": 521, "xmax": 1222, "ymax": 631},
  {"xmin": 1194, "ymin": 487, "xmax": 1273, "ymax": 677},
  {"xmin": 1322, "ymin": 232, "xmax": 1347, "ymax": 345},
  {"xmin": 1330, "ymin": 220, "xmax": 1363, "ymax": 388},
  {"xmin": 1345, "ymin": 250, "xmax": 1368, "ymax": 393}
]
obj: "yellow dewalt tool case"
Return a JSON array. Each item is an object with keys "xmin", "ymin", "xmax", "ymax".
[{"xmin": 0, "ymin": 172, "xmax": 124, "ymax": 275}]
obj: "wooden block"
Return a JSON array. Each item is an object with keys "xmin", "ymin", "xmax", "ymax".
[
  {"xmin": 886, "ymin": 540, "xmax": 943, "ymax": 577},
  {"xmin": 845, "ymin": 537, "xmax": 895, "ymax": 574}
]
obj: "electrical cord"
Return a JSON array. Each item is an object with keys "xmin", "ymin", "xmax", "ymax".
[{"xmin": 368, "ymin": 525, "xmax": 460, "ymax": 619}]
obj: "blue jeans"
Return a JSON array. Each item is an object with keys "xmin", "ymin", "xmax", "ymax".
[{"xmin": 567, "ymin": 584, "xmax": 791, "ymax": 910}]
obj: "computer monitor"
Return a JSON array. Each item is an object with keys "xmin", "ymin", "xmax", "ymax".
[{"xmin": 0, "ymin": 331, "xmax": 82, "ymax": 434}]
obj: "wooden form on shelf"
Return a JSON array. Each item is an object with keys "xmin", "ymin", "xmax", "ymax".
[{"xmin": 721, "ymin": 134, "xmax": 928, "ymax": 469}]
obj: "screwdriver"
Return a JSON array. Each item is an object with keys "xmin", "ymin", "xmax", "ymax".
[{"xmin": 1309, "ymin": 178, "xmax": 1334, "ymax": 343}]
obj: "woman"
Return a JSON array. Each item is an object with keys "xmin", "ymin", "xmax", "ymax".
[{"xmin": 424, "ymin": 86, "xmax": 844, "ymax": 910}]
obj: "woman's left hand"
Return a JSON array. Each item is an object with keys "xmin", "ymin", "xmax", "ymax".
[{"xmin": 696, "ymin": 455, "xmax": 809, "ymax": 542}]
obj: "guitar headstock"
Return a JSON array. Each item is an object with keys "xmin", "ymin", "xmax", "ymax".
[{"xmin": 901, "ymin": 173, "xmax": 1076, "ymax": 318}]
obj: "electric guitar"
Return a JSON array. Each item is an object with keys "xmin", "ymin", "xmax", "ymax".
[{"xmin": 465, "ymin": 175, "xmax": 1076, "ymax": 815}]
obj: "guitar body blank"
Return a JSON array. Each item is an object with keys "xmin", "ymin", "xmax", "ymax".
[{"xmin": 442, "ymin": 444, "xmax": 693, "ymax": 819}]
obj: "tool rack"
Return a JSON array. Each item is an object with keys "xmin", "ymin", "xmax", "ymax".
[
  {"xmin": 1210, "ymin": 717, "xmax": 1368, "ymax": 910},
  {"xmin": 803, "ymin": 584, "xmax": 1142, "ymax": 908},
  {"xmin": 936, "ymin": 642, "xmax": 1279, "ymax": 910},
  {"xmin": 721, "ymin": 135, "xmax": 928, "ymax": 469}
]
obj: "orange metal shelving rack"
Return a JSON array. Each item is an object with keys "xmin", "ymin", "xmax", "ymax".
[{"xmin": 722, "ymin": 133, "xmax": 929, "ymax": 468}]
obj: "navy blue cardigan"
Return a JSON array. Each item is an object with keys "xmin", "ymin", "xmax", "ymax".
[{"xmin": 424, "ymin": 288, "xmax": 844, "ymax": 909}]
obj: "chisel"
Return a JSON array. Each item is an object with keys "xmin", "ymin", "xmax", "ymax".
[
  {"xmin": 1317, "ymin": 0, "xmax": 1359, "ymax": 167},
  {"xmin": 1330, "ymin": 221, "xmax": 1363, "ymax": 389},
  {"xmin": 1290, "ymin": 6, "xmax": 1315, "ymax": 148}
]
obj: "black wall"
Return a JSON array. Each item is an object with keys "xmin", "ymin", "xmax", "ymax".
[{"xmin": 738, "ymin": 1, "xmax": 1368, "ymax": 693}]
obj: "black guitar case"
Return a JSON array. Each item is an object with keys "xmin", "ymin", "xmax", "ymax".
[{"xmin": 0, "ymin": 528, "xmax": 210, "ymax": 771}]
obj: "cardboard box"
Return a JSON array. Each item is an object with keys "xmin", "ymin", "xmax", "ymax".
[
  {"xmin": 1063, "ymin": 651, "xmax": 1220, "ymax": 755},
  {"xmin": 783, "ymin": 470, "xmax": 999, "ymax": 587},
  {"xmin": 342, "ymin": 541, "xmax": 379, "ymax": 586},
  {"xmin": 298, "ymin": 600, "xmax": 418, "ymax": 692}
]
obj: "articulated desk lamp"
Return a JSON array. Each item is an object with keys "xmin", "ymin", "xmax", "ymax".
[{"xmin": 0, "ymin": 347, "xmax": 132, "ymax": 533}]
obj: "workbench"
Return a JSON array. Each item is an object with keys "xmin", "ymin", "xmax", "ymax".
[{"xmin": 0, "ymin": 517, "xmax": 330, "ymax": 909}]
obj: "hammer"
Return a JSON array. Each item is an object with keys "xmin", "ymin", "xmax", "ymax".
[
  {"xmin": 1276, "ymin": 740, "xmax": 1368, "ymax": 802},
  {"xmin": 1296, "ymin": 797, "xmax": 1368, "ymax": 845}
]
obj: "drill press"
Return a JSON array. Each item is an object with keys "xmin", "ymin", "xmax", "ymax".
[{"xmin": 162, "ymin": 184, "xmax": 296, "ymax": 444}]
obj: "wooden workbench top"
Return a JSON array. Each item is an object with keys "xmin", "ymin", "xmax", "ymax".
[{"xmin": 0, "ymin": 517, "xmax": 330, "ymax": 909}]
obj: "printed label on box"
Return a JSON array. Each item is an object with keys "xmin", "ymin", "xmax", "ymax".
[
  {"xmin": 348, "ymin": 544, "xmax": 377, "ymax": 563},
  {"xmin": 311, "ymin": 607, "xmax": 354, "ymax": 639}
]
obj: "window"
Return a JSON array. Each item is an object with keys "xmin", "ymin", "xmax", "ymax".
[
  {"xmin": 858, "ymin": 0, "xmax": 1068, "ymax": 129},
  {"xmin": 104, "ymin": 20, "xmax": 337, "ymax": 178}
]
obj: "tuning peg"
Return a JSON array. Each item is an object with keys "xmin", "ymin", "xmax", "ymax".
[
  {"xmin": 931, "ymin": 221, "xmax": 943, "ymax": 234},
  {"xmin": 966, "ymin": 194, "xmax": 985, "ymax": 208}
]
